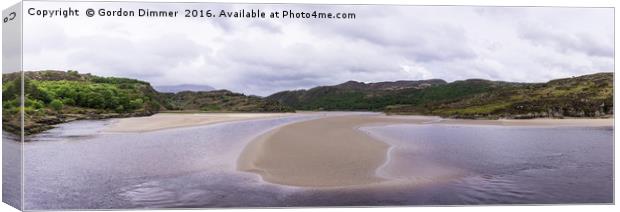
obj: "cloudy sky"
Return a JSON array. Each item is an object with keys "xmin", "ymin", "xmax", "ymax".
[{"xmin": 22, "ymin": 2, "xmax": 613, "ymax": 96}]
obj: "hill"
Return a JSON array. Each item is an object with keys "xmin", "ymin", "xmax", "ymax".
[
  {"xmin": 2, "ymin": 70, "xmax": 612, "ymax": 135},
  {"xmin": 161, "ymin": 90, "xmax": 293, "ymax": 112},
  {"xmin": 407, "ymin": 73, "xmax": 613, "ymax": 119},
  {"xmin": 267, "ymin": 73, "xmax": 613, "ymax": 119},
  {"xmin": 2, "ymin": 70, "xmax": 293, "ymax": 135},
  {"xmin": 267, "ymin": 79, "xmax": 448, "ymax": 110}
]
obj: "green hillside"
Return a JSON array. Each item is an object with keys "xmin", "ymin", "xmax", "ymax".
[
  {"xmin": 414, "ymin": 73, "xmax": 614, "ymax": 119},
  {"xmin": 2, "ymin": 70, "xmax": 292, "ymax": 135},
  {"xmin": 267, "ymin": 79, "xmax": 448, "ymax": 110},
  {"xmin": 2, "ymin": 70, "xmax": 166, "ymax": 134},
  {"xmin": 2, "ymin": 70, "xmax": 613, "ymax": 135},
  {"xmin": 266, "ymin": 78, "xmax": 514, "ymax": 111},
  {"xmin": 268, "ymin": 73, "xmax": 613, "ymax": 119},
  {"xmin": 161, "ymin": 90, "xmax": 294, "ymax": 112}
]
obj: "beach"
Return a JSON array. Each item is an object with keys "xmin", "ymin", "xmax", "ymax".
[
  {"xmin": 236, "ymin": 114, "xmax": 613, "ymax": 187},
  {"xmin": 103, "ymin": 112, "xmax": 613, "ymax": 188},
  {"xmin": 105, "ymin": 112, "xmax": 614, "ymax": 134},
  {"xmin": 16, "ymin": 112, "xmax": 614, "ymax": 208},
  {"xmin": 104, "ymin": 113, "xmax": 296, "ymax": 132},
  {"xmin": 238, "ymin": 115, "xmax": 423, "ymax": 187}
]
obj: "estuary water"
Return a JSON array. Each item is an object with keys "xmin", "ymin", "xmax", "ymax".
[{"xmin": 3, "ymin": 114, "xmax": 613, "ymax": 209}]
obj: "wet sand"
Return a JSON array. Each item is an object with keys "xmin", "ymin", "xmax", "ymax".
[
  {"xmin": 106, "ymin": 112, "xmax": 613, "ymax": 133},
  {"xmin": 237, "ymin": 115, "xmax": 437, "ymax": 187},
  {"xmin": 105, "ymin": 113, "xmax": 295, "ymax": 132},
  {"xmin": 237, "ymin": 114, "xmax": 613, "ymax": 187}
]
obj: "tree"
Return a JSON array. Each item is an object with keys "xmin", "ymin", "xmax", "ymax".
[
  {"xmin": 24, "ymin": 79, "xmax": 52, "ymax": 103},
  {"xmin": 2, "ymin": 78, "xmax": 20, "ymax": 101},
  {"xmin": 129, "ymin": 98, "xmax": 144, "ymax": 110}
]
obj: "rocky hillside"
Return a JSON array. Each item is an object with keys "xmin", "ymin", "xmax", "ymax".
[
  {"xmin": 161, "ymin": 90, "xmax": 294, "ymax": 112},
  {"xmin": 267, "ymin": 79, "xmax": 448, "ymax": 110},
  {"xmin": 405, "ymin": 73, "xmax": 613, "ymax": 119},
  {"xmin": 268, "ymin": 73, "xmax": 613, "ymax": 119}
]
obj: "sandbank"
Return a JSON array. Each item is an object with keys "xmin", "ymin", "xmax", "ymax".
[
  {"xmin": 238, "ymin": 114, "xmax": 613, "ymax": 187},
  {"xmin": 104, "ymin": 113, "xmax": 295, "ymax": 132}
]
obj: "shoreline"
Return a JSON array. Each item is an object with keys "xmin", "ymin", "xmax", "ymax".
[
  {"xmin": 236, "ymin": 115, "xmax": 448, "ymax": 187},
  {"xmin": 103, "ymin": 113, "xmax": 298, "ymax": 133},
  {"xmin": 236, "ymin": 113, "xmax": 613, "ymax": 188},
  {"xmin": 10, "ymin": 111, "xmax": 613, "ymax": 136},
  {"xmin": 105, "ymin": 112, "xmax": 614, "ymax": 133}
]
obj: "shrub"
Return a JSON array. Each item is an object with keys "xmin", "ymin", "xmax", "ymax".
[{"xmin": 50, "ymin": 99, "xmax": 64, "ymax": 111}]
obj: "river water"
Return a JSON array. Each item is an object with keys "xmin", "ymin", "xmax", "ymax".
[{"xmin": 2, "ymin": 114, "xmax": 613, "ymax": 209}]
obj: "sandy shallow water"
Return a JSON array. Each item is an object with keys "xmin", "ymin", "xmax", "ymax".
[{"xmin": 5, "ymin": 112, "xmax": 613, "ymax": 209}]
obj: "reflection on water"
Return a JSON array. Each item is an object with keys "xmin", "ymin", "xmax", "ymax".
[
  {"xmin": 364, "ymin": 124, "xmax": 613, "ymax": 205},
  {"xmin": 11, "ymin": 115, "xmax": 614, "ymax": 209},
  {"xmin": 2, "ymin": 132, "xmax": 22, "ymax": 209}
]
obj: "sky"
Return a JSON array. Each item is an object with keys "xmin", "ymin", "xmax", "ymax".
[{"xmin": 22, "ymin": 2, "xmax": 614, "ymax": 96}]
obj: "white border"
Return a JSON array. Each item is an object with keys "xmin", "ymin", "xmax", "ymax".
[{"xmin": 0, "ymin": 0, "xmax": 617, "ymax": 212}]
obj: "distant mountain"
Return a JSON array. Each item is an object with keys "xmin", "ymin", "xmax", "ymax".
[
  {"xmin": 267, "ymin": 73, "xmax": 613, "ymax": 119},
  {"xmin": 160, "ymin": 90, "xmax": 293, "ymax": 113},
  {"xmin": 266, "ymin": 79, "xmax": 450, "ymax": 110},
  {"xmin": 3, "ymin": 70, "xmax": 613, "ymax": 136},
  {"xmin": 334, "ymin": 79, "xmax": 447, "ymax": 90},
  {"xmin": 155, "ymin": 84, "xmax": 215, "ymax": 93}
]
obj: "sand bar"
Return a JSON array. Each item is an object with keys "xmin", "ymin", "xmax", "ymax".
[
  {"xmin": 237, "ymin": 115, "xmax": 437, "ymax": 187},
  {"xmin": 238, "ymin": 114, "xmax": 613, "ymax": 187},
  {"xmin": 106, "ymin": 112, "xmax": 613, "ymax": 133},
  {"xmin": 105, "ymin": 113, "xmax": 295, "ymax": 132}
]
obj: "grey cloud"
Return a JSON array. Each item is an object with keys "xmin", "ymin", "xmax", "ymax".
[
  {"xmin": 23, "ymin": 23, "xmax": 68, "ymax": 54},
  {"xmin": 68, "ymin": 33, "xmax": 208, "ymax": 80},
  {"xmin": 249, "ymin": 20, "xmax": 282, "ymax": 34},
  {"xmin": 519, "ymin": 23, "xmax": 613, "ymax": 57},
  {"xmin": 21, "ymin": 2, "xmax": 614, "ymax": 96},
  {"xmin": 315, "ymin": 10, "xmax": 476, "ymax": 62}
]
